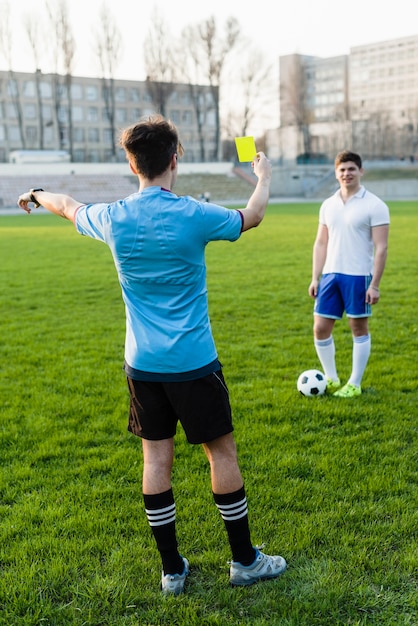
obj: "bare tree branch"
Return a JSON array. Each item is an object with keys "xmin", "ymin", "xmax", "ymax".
[
  {"xmin": 94, "ymin": 1, "xmax": 123, "ymax": 160},
  {"xmin": 44, "ymin": 0, "xmax": 75, "ymax": 158},
  {"xmin": 143, "ymin": 8, "xmax": 176, "ymax": 116},
  {"xmin": 0, "ymin": 1, "xmax": 26, "ymax": 148},
  {"xmin": 195, "ymin": 16, "xmax": 241, "ymax": 159}
]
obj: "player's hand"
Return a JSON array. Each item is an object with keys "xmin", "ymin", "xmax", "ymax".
[
  {"xmin": 308, "ymin": 280, "xmax": 318, "ymax": 298},
  {"xmin": 17, "ymin": 192, "xmax": 34, "ymax": 214},
  {"xmin": 252, "ymin": 151, "xmax": 271, "ymax": 180},
  {"xmin": 366, "ymin": 285, "xmax": 380, "ymax": 304}
]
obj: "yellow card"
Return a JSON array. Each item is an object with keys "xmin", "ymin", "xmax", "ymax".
[{"xmin": 235, "ymin": 136, "xmax": 257, "ymax": 162}]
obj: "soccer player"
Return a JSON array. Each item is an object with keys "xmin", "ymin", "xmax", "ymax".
[
  {"xmin": 308, "ymin": 150, "xmax": 390, "ymax": 398},
  {"xmin": 18, "ymin": 115, "xmax": 286, "ymax": 595}
]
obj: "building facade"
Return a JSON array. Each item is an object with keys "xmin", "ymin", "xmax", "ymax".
[
  {"xmin": 0, "ymin": 71, "xmax": 217, "ymax": 163},
  {"xmin": 271, "ymin": 33, "xmax": 418, "ymax": 163}
]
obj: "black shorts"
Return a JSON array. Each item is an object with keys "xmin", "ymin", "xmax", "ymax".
[{"xmin": 126, "ymin": 369, "xmax": 233, "ymax": 444}]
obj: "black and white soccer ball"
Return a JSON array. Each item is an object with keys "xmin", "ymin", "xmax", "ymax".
[{"xmin": 297, "ymin": 369, "xmax": 327, "ymax": 397}]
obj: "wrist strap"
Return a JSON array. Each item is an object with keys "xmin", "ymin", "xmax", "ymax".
[{"xmin": 29, "ymin": 188, "xmax": 44, "ymax": 208}]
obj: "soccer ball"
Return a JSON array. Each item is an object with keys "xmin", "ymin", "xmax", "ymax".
[{"xmin": 297, "ymin": 369, "xmax": 327, "ymax": 397}]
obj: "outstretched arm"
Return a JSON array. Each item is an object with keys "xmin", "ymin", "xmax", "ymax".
[
  {"xmin": 239, "ymin": 152, "xmax": 272, "ymax": 232},
  {"xmin": 17, "ymin": 189, "xmax": 84, "ymax": 222}
]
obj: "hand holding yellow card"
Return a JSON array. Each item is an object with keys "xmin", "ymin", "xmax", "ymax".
[{"xmin": 235, "ymin": 136, "xmax": 257, "ymax": 162}]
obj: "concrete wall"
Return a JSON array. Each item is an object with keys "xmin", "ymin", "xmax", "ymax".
[
  {"xmin": 0, "ymin": 162, "xmax": 234, "ymax": 178},
  {"xmin": 270, "ymin": 165, "xmax": 418, "ymax": 200}
]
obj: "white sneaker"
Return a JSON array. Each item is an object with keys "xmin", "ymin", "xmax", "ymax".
[
  {"xmin": 230, "ymin": 549, "xmax": 287, "ymax": 586},
  {"xmin": 161, "ymin": 557, "xmax": 189, "ymax": 596}
]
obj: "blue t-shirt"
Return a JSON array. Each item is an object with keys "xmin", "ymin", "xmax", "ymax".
[{"xmin": 75, "ymin": 187, "xmax": 243, "ymax": 379}]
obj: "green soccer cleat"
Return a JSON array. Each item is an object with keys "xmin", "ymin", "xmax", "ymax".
[
  {"xmin": 326, "ymin": 377, "xmax": 341, "ymax": 393},
  {"xmin": 333, "ymin": 383, "xmax": 361, "ymax": 398}
]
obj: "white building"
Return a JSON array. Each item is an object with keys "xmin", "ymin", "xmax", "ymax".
[
  {"xmin": 0, "ymin": 71, "xmax": 217, "ymax": 163},
  {"xmin": 269, "ymin": 33, "xmax": 418, "ymax": 163}
]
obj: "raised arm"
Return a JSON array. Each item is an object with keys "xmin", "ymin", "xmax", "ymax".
[
  {"xmin": 17, "ymin": 189, "xmax": 84, "ymax": 222},
  {"xmin": 239, "ymin": 152, "xmax": 272, "ymax": 232}
]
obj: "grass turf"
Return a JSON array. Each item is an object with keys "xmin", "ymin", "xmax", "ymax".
[{"xmin": 0, "ymin": 201, "xmax": 416, "ymax": 625}]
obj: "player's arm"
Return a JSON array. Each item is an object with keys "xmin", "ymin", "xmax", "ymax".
[
  {"xmin": 366, "ymin": 224, "xmax": 389, "ymax": 304},
  {"xmin": 18, "ymin": 189, "xmax": 84, "ymax": 222},
  {"xmin": 238, "ymin": 152, "xmax": 271, "ymax": 232},
  {"xmin": 309, "ymin": 223, "xmax": 328, "ymax": 298}
]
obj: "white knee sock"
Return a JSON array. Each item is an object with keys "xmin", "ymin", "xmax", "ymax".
[
  {"xmin": 348, "ymin": 334, "xmax": 371, "ymax": 387},
  {"xmin": 314, "ymin": 336, "xmax": 338, "ymax": 380}
]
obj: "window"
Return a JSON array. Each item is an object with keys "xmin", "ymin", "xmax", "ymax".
[
  {"xmin": 40, "ymin": 81, "xmax": 52, "ymax": 98},
  {"xmin": 87, "ymin": 107, "xmax": 99, "ymax": 122},
  {"xmin": 7, "ymin": 103, "xmax": 18, "ymax": 118},
  {"xmin": 103, "ymin": 128, "xmax": 114, "ymax": 144},
  {"xmin": 71, "ymin": 84, "xmax": 83, "ymax": 99},
  {"xmin": 24, "ymin": 103, "xmax": 37, "ymax": 119},
  {"xmin": 44, "ymin": 126, "xmax": 54, "ymax": 144},
  {"xmin": 130, "ymin": 88, "xmax": 141, "ymax": 102},
  {"xmin": 58, "ymin": 105, "xmax": 68, "ymax": 123},
  {"xmin": 88, "ymin": 128, "xmax": 100, "ymax": 142},
  {"xmin": 86, "ymin": 85, "xmax": 98, "ymax": 101},
  {"xmin": 7, "ymin": 80, "xmax": 18, "ymax": 97},
  {"xmin": 26, "ymin": 126, "xmax": 38, "ymax": 142},
  {"xmin": 130, "ymin": 108, "xmax": 141, "ymax": 122},
  {"xmin": 60, "ymin": 127, "xmax": 69, "ymax": 147},
  {"xmin": 104, "ymin": 149, "xmax": 115, "ymax": 161},
  {"xmin": 115, "ymin": 108, "xmax": 127, "ymax": 123},
  {"xmin": 58, "ymin": 84, "xmax": 68, "ymax": 99},
  {"xmin": 73, "ymin": 149, "xmax": 85, "ymax": 162},
  {"xmin": 72, "ymin": 106, "xmax": 84, "ymax": 122},
  {"xmin": 9, "ymin": 125, "xmax": 21, "ymax": 141},
  {"xmin": 206, "ymin": 110, "xmax": 216, "ymax": 126},
  {"xmin": 73, "ymin": 127, "xmax": 85, "ymax": 142},
  {"xmin": 87, "ymin": 150, "xmax": 100, "ymax": 162},
  {"xmin": 23, "ymin": 81, "xmax": 36, "ymax": 97},
  {"xmin": 182, "ymin": 110, "xmax": 192, "ymax": 125},
  {"xmin": 115, "ymin": 87, "xmax": 126, "ymax": 102}
]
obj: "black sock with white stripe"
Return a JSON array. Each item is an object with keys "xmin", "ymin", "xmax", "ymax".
[
  {"xmin": 213, "ymin": 486, "xmax": 256, "ymax": 566},
  {"xmin": 143, "ymin": 488, "xmax": 184, "ymax": 575}
]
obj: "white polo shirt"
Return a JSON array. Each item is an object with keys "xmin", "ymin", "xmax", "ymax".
[{"xmin": 320, "ymin": 186, "xmax": 390, "ymax": 276}]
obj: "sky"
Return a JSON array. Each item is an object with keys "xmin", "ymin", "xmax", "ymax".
[{"xmin": 3, "ymin": 0, "xmax": 418, "ymax": 81}]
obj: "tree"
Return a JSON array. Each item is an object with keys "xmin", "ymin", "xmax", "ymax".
[
  {"xmin": 94, "ymin": 2, "xmax": 123, "ymax": 161},
  {"xmin": 23, "ymin": 14, "xmax": 45, "ymax": 149},
  {"xmin": 143, "ymin": 9, "xmax": 176, "ymax": 116},
  {"xmin": 279, "ymin": 54, "xmax": 314, "ymax": 156},
  {"xmin": 222, "ymin": 45, "xmax": 274, "ymax": 139},
  {"xmin": 175, "ymin": 24, "xmax": 216, "ymax": 162},
  {"xmin": 0, "ymin": 1, "xmax": 26, "ymax": 150},
  {"xmin": 195, "ymin": 16, "xmax": 241, "ymax": 160},
  {"xmin": 45, "ymin": 0, "xmax": 75, "ymax": 159}
]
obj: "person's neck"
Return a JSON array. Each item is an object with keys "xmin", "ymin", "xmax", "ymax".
[
  {"xmin": 139, "ymin": 173, "xmax": 173, "ymax": 192},
  {"xmin": 340, "ymin": 184, "xmax": 361, "ymax": 203}
]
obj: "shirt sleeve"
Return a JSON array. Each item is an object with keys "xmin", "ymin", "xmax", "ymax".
[
  {"xmin": 201, "ymin": 202, "xmax": 243, "ymax": 242},
  {"xmin": 74, "ymin": 203, "xmax": 111, "ymax": 242},
  {"xmin": 371, "ymin": 199, "xmax": 390, "ymax": 227}
]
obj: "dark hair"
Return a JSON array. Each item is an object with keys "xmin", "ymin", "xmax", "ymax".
[
  {"xmin": 119, "ymin": 114, "xmax": 184, "ymax": 180},
  {"xmin": 334, "ymin": 150, "xmax": 362, "ymax": 169}
]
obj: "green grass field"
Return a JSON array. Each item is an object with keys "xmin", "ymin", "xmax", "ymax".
[{"xmin": 0, "ymin": 202, "xmax": 417, "ymax": 625}]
